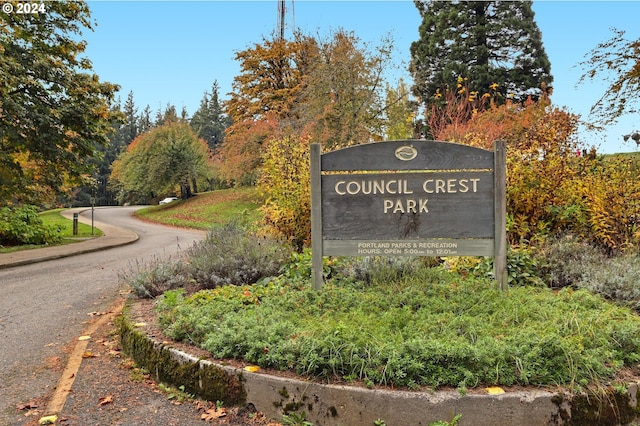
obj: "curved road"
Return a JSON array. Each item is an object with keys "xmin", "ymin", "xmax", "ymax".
[{"xmin": 0, "ymin": 207, "xmax": 206, "ymax": 425}]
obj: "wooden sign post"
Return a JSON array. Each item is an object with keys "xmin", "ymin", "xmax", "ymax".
[{"xmin": 311, "ymin": 140, "xmax": 507, "ymax": 290}]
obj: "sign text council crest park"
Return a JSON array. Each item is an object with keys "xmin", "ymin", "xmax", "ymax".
[{"xmin": 310, "ymin": 140, "xmax": 507, "ymax": 290}]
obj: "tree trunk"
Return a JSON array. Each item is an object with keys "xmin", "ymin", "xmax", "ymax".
[{"xmin": 180, "ymin": 182, "xmax": 192, "ymax": 199}]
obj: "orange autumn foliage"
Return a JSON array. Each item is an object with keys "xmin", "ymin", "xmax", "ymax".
[
  {"xmin": 437, "ymin": 93, "xmax": 640, "ymax": 252},
  {"xmin": 215, "ymin": 116, "xmax": 282, "ymax": 186}
]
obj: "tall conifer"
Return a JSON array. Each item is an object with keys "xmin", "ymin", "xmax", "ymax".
[{"xmin": 410, "ymin": 1, "xmax": 552, "ymax": 106}]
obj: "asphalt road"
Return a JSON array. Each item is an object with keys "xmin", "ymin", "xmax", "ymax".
[{"xmin": 0, "ymin": 207, "xmax": 206, "ymax": 426}]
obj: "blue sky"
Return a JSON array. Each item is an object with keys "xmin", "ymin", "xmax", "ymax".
[{"xmin": 81, "ymin": 1, "xmax": 640, "ymax": 154}]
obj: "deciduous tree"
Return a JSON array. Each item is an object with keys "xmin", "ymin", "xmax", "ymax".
[
  {"xmin": 216, "ymin": 116, "xmax": 281, "ymax": 186},
  {"xmin": 0, "ymin": 0, "xmax": 119, "ymax": 206},
  {"xmin": 384, "ymin": 79, "xmax": 417, "ymax": 140},
  {"xmin": 579, "ymin": 29, "xmax": 640, "ymax": 127},
  {"xmin": 110, "ymin": 122, "xmax": 211, "ymax": 203},
  {"xmin": 224, "ymin": 34, "xmax": 316, "ymax": 126},
  {"xmin": 300, "ymin": 30, "xmax": 391, "ymax": 148}
]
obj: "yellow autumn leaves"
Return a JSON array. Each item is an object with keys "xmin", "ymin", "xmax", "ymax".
[{"xmin": 434, "ymin": 77, "xmax": 499, "ymax": 103}]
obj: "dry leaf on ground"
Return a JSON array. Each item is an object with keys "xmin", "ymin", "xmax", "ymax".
[{"xmin": 98, "ymin": 395, "xmax": 114, "ymax": 406}]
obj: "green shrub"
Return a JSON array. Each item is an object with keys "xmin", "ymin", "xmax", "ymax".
[
  {"xmin": 185, "ymin": 221, "xmax": 290, "ymax": 290},
  {"xmin": 119, "ymin": 256, "xmax": 192, "ymax": 298},
  {"xmin": 536, "ymin": 235, "xmax": 607, "ymax": 288},
  {"xmin": 0, "ymin": 205, "xmax": 62, "ymax": 246},
  {"xmin": 446, "ymin": 248, "xmax": 545, "ymax": 287}
]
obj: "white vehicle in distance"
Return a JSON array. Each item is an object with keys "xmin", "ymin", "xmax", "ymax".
[{"xmin": 158, "ymin": 197, "xmax": 179, "ymax": 205}]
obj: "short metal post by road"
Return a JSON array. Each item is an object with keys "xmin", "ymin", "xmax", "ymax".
[
  {"xmin": 73, "ymin": 212, "xmax": 79, "ymax": 236},
  {"xmin": 90, "ymin": 188, "xmax": 96, "ymax": 236}
]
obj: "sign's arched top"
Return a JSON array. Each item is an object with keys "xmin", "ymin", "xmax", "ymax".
[{"xmin": 321, "ymin": 140, "xmax": 494, "ymax": 171}]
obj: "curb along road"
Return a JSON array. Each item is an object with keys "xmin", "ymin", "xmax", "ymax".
[{"xmin": 0, "ymin": 208, "xmax": 139, "ymax": 270}]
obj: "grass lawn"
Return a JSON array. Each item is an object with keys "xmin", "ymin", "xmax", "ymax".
[
  {"xmin": 134, "ymin": 187, "xmax": 262, "ymax": 229},
  {"xmin": 40, "ymin": 209, "xmax": 103, "ymax": 239}
]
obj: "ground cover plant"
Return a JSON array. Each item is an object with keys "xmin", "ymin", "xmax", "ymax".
[{"xmin": 152, "ymin": 253, "xmax": 640, "ymax": 391}]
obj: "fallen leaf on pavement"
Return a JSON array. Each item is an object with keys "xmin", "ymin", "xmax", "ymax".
[
  {"xmin": 16, "ymin": 401, "xmax": 38, "ymax": 410},
  {"xmin": 78, "ymin": 335, "xmax": 91, "ymax": 341},
  {"xmin": 485, "ymin": 386, "xmax": 505, "ymax": 395},
  {"xmin": 98, "ymin": 395, "xmax": 114, "ymax": 406},
  {"xmin": 202, "ymin": 408, "xmax": 227, "ymax": 421},
  {"xmin": 38, "ymin": 415, "xmax": 57, "ymax": 425}
]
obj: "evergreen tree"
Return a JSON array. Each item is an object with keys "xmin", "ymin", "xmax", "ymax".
[
  {"xmin": 77, "ymin": 93, "xmax": 137, "ymax": 206},
  {"xmin": 139, "ymin": 105, "xmax": 153, "ymax": 134},
  {"xmin": 97, "ymin": 92, "xmax": 138, "ymax": 205},
  {"xmin": 410, "ymin": 1, "xmax": 552, "ymax": 106},
  {"xmin": 122, "ymin": 91, "xmax": 139, "ymax": 144},
  {"xmin": 180, "ymin": 105, "xmax": 189, "ymax": 121},
  {"xmin": 191, "ymin": 81, "xmax": 231, "ymax": 149},
  {"xmin": 93, "ymin": 101, "xmax": 127, "ymax": 206},
  {"xmin": 162, "ymin": 103, "xmax": 179, "ymax": 124}
]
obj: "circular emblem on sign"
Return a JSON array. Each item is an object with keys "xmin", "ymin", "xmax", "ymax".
[{"xmin": 395, "ymin": 145, "xmax": 418, "ymax": 161}]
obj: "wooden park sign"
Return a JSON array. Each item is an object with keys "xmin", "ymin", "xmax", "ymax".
[{"xmin": 310, "ymin": 140, "xmax": 507, "ymax": 290}]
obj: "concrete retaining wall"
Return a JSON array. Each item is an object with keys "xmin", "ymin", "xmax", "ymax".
[{"xmin": 119, "ymin": 316, "xmax": 640, "ymax": 425}]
